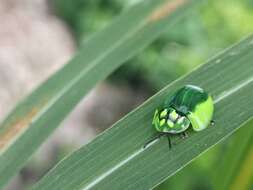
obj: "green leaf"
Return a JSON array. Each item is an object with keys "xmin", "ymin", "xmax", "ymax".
[
  {"xmin": 213, "ymin": 120, "xmax": 253, "ymax": 190},
  {"xmin": 31, "ymin": 35, "xmax": 253, "ymax": 190},
  {"xmin": 0, "ymin": 0, "xmax": 197, "ymax": 188}
]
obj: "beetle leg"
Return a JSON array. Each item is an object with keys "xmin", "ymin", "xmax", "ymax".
[
  {"xmin": 167, "ymin": 135, "xmax": 172, "ymax": 149},
  {"xmin": 181, "ymin": 132, "xmax": 188, "ymax": 139},
  {"xmin": 143, "ymin": 133, "xmax": 165, "ymax": 148}
]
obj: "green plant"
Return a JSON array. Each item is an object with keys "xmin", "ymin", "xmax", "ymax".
[
  {"xmin": 54, "ymin": 0, "xmax": 253, "ymax": 90},
  {"xmin": 0, "ymin": 0, "xmax": 253, "ymax": 190},
  {"xmin": 0, "ymin": 0, "xmax": 198, "ymax": 189},
  {"xmin": 31, "ymin": 35, "xmax": 253, "ymax": 190},
  {"xmin": 213, "ymin": 120, "xmax": 253, "ymax": 190}
]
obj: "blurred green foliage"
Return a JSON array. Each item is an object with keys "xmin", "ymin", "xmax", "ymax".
[
  {"xmin": 52, "ymin": 0, "xmax": 253, "ymax": 189},
  {"xmin": 53, "ymin": 0, "xmax": 253, "ymax": 90}
]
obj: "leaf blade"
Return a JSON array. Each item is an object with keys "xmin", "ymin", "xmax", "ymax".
[
  {"xmin": 213, "ymin": 120, "xmax": 253, "ymax": 190},
  {"xmin": 32, "ymin": 35, "xmax": 253, "ymax": 190},
  {"xmin": 0, "ymin": 0, "xmax": 196, "ymax": 188}
]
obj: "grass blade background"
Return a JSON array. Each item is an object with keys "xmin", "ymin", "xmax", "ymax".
[
  {"xmin": 31, "ymin": 35, "xmax": 253, "ymax": 190},
  {"xmin": 214, "ymin": 120, "xmax": 253, "ymax": 190},
  {"xmin": 229, "ymin": 138, "xmax": 253, "ymax": 190},
  {"xmin": 0, "ymin": 0, "xmax": 198, "ymax": 188}
]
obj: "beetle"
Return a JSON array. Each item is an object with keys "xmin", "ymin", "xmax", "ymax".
[{"xmin": 145, "ymin": 85, "xmax": 214, "ymax": 148}]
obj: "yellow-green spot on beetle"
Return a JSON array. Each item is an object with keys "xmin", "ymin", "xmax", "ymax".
[
  {"xmin": 159, "ymin": 119, "xmax": 166, "ymax": 126},
  {"xmin": 160, "ymin": 109, "xmax": 168, "ymax": 118},
  {"xmin": 167, "ymin": 120, "xmax": 174, "ymax": 128},
  {"xmin": 146, "ymin": 85, "xmax": 214, "ymax": 148},
  {"xmin": 169, "ymin": 110, "xmax": 178, "ymax": 121}
]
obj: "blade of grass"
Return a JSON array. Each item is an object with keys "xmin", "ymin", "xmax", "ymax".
[
  {"xmin": 213, "ymin": 120, "xmax": 253, "ymax": 190},
  {"xmin": 31, "ymin": 35, "xmax": 253, "ymax": 190},
  {"xmin": 0, "ymin": 0, "xmax": 198, "ymax": 188},
  {"xmin": 229, "ymin": 135, "xmax": 253, "ymax": 190}
]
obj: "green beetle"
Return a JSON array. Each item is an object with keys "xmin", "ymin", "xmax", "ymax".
[{"xmin": 147, "ymin": 85, "xmax": 214, "ymax": 148}]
